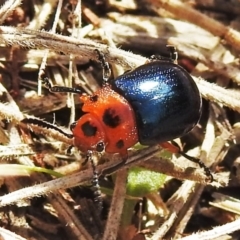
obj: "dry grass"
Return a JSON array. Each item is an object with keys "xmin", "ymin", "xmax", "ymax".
[{"xmin": 0, "ymin": 0, "xmax": 240, "ymax": 239}]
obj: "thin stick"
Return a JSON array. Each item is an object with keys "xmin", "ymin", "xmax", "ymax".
[{"xmin": 103, "ymin": 169, "xmax": 128, "ymax": 240}]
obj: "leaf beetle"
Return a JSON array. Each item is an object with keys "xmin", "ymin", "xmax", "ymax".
[{"xmin": 24, "ymin": 47, "xmax": 213, "ymax": 183}]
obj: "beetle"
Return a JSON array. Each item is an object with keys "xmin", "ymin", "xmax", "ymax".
[
  {"xmin": 71, "ymin": 59, "xmax": 202, "ymax": 156},
  {"xmin": 24, "ymin": 48, "xmax": 213, "ymax": 182}
]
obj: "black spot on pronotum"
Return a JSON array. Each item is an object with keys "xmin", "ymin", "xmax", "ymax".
[
  {"xmin": 81, "ymin": 121, "xmax": 97, "ymax": 137},
  {"xmin": 116, "ymin": 139, "xmax": 124, "ymax": 149},
  {"xmin": 102, "ymin": 108, "xmax": 121, "ymax": 128}
]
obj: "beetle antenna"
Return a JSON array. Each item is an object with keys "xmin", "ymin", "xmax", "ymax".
[
  {"xmin": 22, "ymin": 118, "xmax": 73, "ymax": 139},
  {"xmin": 87, "ymin": 150, "xmax": 103, "ymax": 211},
  {"xmin": 41, "ymin": 76, "xmax": 83, "ymax": 94},
  {"xmin": 95, "ymin": 49, "xmax": 111, "ymax": 85}
]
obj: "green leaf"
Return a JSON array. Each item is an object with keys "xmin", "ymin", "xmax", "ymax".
[
  {"xmin": 0, "ymin": 164, "xmax": 64, "ymax": 178},
  {"xmin": 126, "ymin": 167, "xmax": 166, "ymax": 197}
]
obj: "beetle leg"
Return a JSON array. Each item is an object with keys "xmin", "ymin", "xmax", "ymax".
[
  {"xmin": 160, "ymin": 141, "xmax": 214, "ymax": 182},
  {"xmin": 160, "ymin": 141, "xmax": 179, "ymax": 153},
  {"xmin": 150, "ymin": 45, "xmax": 178, "ymax": 64},
  {"xmin": 179, "ymin": 150, "xmax": 214, "ymax": 182},
  {"xmin": 41, "ymin": 75, "xmax": 83, "ymax": 94},
  {"xmin": 94, "ymin": 49, "xmax": 111, "ymax": 85},
  {"xmin": 166, "ymin": 45, "xmax": 178, "ymax": 63}
]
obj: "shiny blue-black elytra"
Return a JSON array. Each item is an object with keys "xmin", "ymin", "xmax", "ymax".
[{"xmin": 112, "ymin": 60, "xmax": 202, "ymax": 145}]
